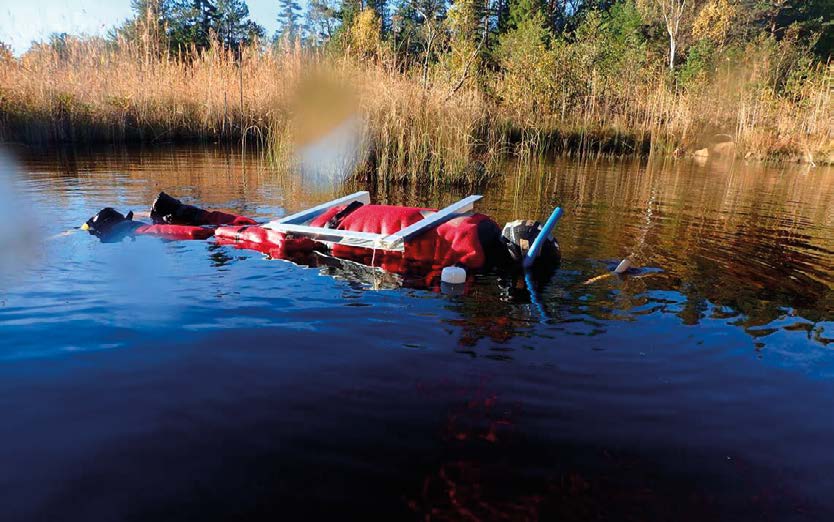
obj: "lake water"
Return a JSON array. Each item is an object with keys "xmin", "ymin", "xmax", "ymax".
[{"xmin": 1, "ymin": 145, "xmax": 832, "ymax": 521}]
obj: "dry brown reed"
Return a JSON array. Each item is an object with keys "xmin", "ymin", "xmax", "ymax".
[{"xmin": 0, "ymin": 35, "xmax": 830, "ymax": 185}]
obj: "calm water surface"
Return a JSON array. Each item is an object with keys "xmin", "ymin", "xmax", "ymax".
[{"xmin": 1, "ymin": 146, "xmax": 833, "ymax": 521}]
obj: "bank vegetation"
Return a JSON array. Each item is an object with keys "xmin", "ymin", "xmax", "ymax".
[{"xmin": 0, "ymin": 0, "xmax": 830, "ymax": 182}]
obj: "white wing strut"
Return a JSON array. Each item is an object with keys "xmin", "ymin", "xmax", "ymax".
[
  {"xmin": 266, "ymin": 191, "xmax": 371, "ymax": 227},
  {"xmin": 262, "ymin": 193, "xmax": 482, "ymax": 252},
  {"xmin": 377, "ymin": 195, "xmax": 482, "ymax": 250}
]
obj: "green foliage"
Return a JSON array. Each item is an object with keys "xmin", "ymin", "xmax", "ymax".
[
  {"xmin": 338, "ymin": 0, "xmax": 364, "ymax": 30},
  {"xmin": 349, "ymin": 8, "xmax": 383, "ymax": 57},
  {"xmin": 496, "ymin": 11, "xmax": 554, "ymax": 113},
  {"xmin": 366, "ymin": 0, "xmax": 390, "ymax": 34},
  {"xmin": 736, "ymin": 0, "xmax": 833, "ymax": 58},
  {"xmin": 276, "ymin": 0, "xmax": 304, "ymax": 43},
  {"xmin": 495, "ymin": 1, "xmax": 650, "ymax": 120},
  {"xmin": 391, "ymin": 0, "xmax": 446, "ymax": 61},
  {"xmin": 110, "ymin": 0, "xmax": 172, "ymax": 49},
  {"xmin": 504, "ymin": 0, "xmax": 547, "ymax": 32},
  {"xmin": 11, "ymin": 0, "xmax": 832, "ymax": 162},
  {"xmin": 325, "ymin": 0, "xmax": 362, "ymax": 51},
  {"xmin": 113, "ymin": 0, "xmax": 264, "ymax": 53},
  {"xmin": 555, "ymin": 0, "xmax": 618, "ymax": 32},
  {"xmin": 762, "ymin": 29, "xmax": 820, "ymax": 96},
  {"xmin": 47, "ymin": 33, "xmax": 73, "ymax": 59},
  {"xmin": 602, "ymin": 0, "xmax": 644, "ymax": 47},
  {"xmin": 572, "ymin": 3, "xmax": 647, "ymax": 83},
  {"xmin": 167, "ymin": 0, "xmax": 219, "ymax": 50},
  {"xmin": 306, "ymin": 0, "xmax": 340, "ymax": 44},
  {"xmin": 678, "ymin": 39, "xmax": 715, "ymax": 87},
  {"xmin": 214, "ymin": 0, "xmax": 264, "ymax": 49},
  {"xmin": 444, "ymin": 0, "xmax": 487, "ymax": 84},
  {"xmin": 0, "ymin": 41, "xmax": 12, "ymax": 62},
  {"xmin": 774, "ymin": 0, "xmax": 834, "ymax": 58}
]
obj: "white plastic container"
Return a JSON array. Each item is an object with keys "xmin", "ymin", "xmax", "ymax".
[{"xmin": 441, "ymin": 266, "xmax": 467, "ymax": 284}]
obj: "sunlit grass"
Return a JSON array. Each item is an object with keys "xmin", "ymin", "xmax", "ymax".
[{"xmin": 0, "ymin": 34, "xmax": 830, "ymax": 185}]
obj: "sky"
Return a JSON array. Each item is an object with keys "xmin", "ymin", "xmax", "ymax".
[{"xmin": 0, "ymin": 0, "xmax": 287, "ymax": 55}]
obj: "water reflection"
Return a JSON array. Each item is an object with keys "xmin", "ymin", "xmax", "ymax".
[
  {"xmin": 3, "ymin": 144, "xmax": 834, "ymax": 520},
  {"xmin": 9, "ymin": 144, "xmax": 833, "ymax": 354}
]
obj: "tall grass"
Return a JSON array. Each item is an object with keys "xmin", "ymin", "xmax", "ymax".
[
  {"xmin": 0, "ymin": 37, "xmax": 295, "ymax": 145},
  {"xmin": 0, "ymin": 34, "xmax": 830, "ymax": 185}
]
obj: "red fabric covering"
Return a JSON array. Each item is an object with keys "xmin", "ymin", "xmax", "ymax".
[
  {"xmin": 214, "ymin": 226, "xmax": 318, "ymax": 257},
  {"xmin": 134, "ymin": 224, "xmax": 214, "ymax": 240},
  {"xmin": 407, "ymin": 213, "xmax": 491, "ymax": 270},
  {"xmin": 311, "ymin": 204, "xmax": 492, "ymax": 272},
  {"xmin": 211, "ymin": 205, "xmax": 495, "ymax": 282},
  {"xmin": 329, "ymin": 215, "xmax": 490, "ymax": 272},
  {"xmin": 310, "ymin": 205, "xmax": 429, "ymax": 234},
  {"xmin": 201, "ymin": 211, "xmax": 257, "ymax": 226},
  {"xmin": 341, "ymin": 205, "xmax": 429, "ymax": 235},
  {"xmin": 308, "ymin": 205, "xmax": 345, "ymax": 228}
]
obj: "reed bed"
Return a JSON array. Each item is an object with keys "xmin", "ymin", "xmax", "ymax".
[{"xmin": 0, "ymin": 35, "xmax": 830, "ymax": 184}]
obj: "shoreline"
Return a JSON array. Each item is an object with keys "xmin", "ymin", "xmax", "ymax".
[{"xmin": 2, "ymin": 129, "xmax": 827, "ymax": 169}]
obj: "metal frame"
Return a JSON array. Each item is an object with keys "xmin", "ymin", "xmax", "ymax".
[
  {"xmin": 263, "ymin": 192, "xmax": 482, "ymax": 252},
  {"xmin": 379, "ymin": 195, "xmax": 482, "ymax": 250},
  {"xmin": 267, "ymin": 191, "xmax": 371, "ymax": 226},
  {"xmin": 266, "ymin": 223, "xmax": 384, "ymax": 248}
]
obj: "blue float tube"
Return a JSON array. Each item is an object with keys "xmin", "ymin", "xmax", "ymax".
[{"xmin": 523, "ymin": 206, "xmax": 563, "ymax": 270}]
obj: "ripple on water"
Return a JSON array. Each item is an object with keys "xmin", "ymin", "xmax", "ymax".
[{"xmin": 0, "ymin": 148, "xmax": 832, "ymax": 520}]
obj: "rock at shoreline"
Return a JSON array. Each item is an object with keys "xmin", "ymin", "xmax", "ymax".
[
  {"xmin": 712, "ymin": 141, "xmax": 736, "ymax": 156},
  {"xmin": 692, "ymin": 141, "xmax": 736, "ymax": 160}
]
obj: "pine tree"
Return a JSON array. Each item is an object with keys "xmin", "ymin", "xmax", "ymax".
[
  {"xmin": 164, "ymin": 0, "xmax": 218, "ymax": 50},
  {"xmin": 367, "ymin": 0, "xmax": 389, "ymax": 34},
  {"xmin": 157, "ymin": 0, "xmax": 263, "ymax": 52},
  {"xmin": 307, "ymin": 0, "xmax": 340, "ymax": 43},
  {"xmin": 505, "ymin": 0, "xmax": 547, "ymax": 32},
  {"xmin": 215, "ymin": 0, "xmax": 264, "ymax": 50},
  {"xmin": 110, "ymin": 0, "xmax": 174, "ymax": 52},
  {"xmin": 339, "ymin": 0, "xmax": 364, "ymax": 33},
  {"xmin": 391, "ymin": 0, "xmax": 446, "ymax": 60},
  {"xmin": 277, "ymin": 0, "xmax": 304, "ymax": 42}
]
